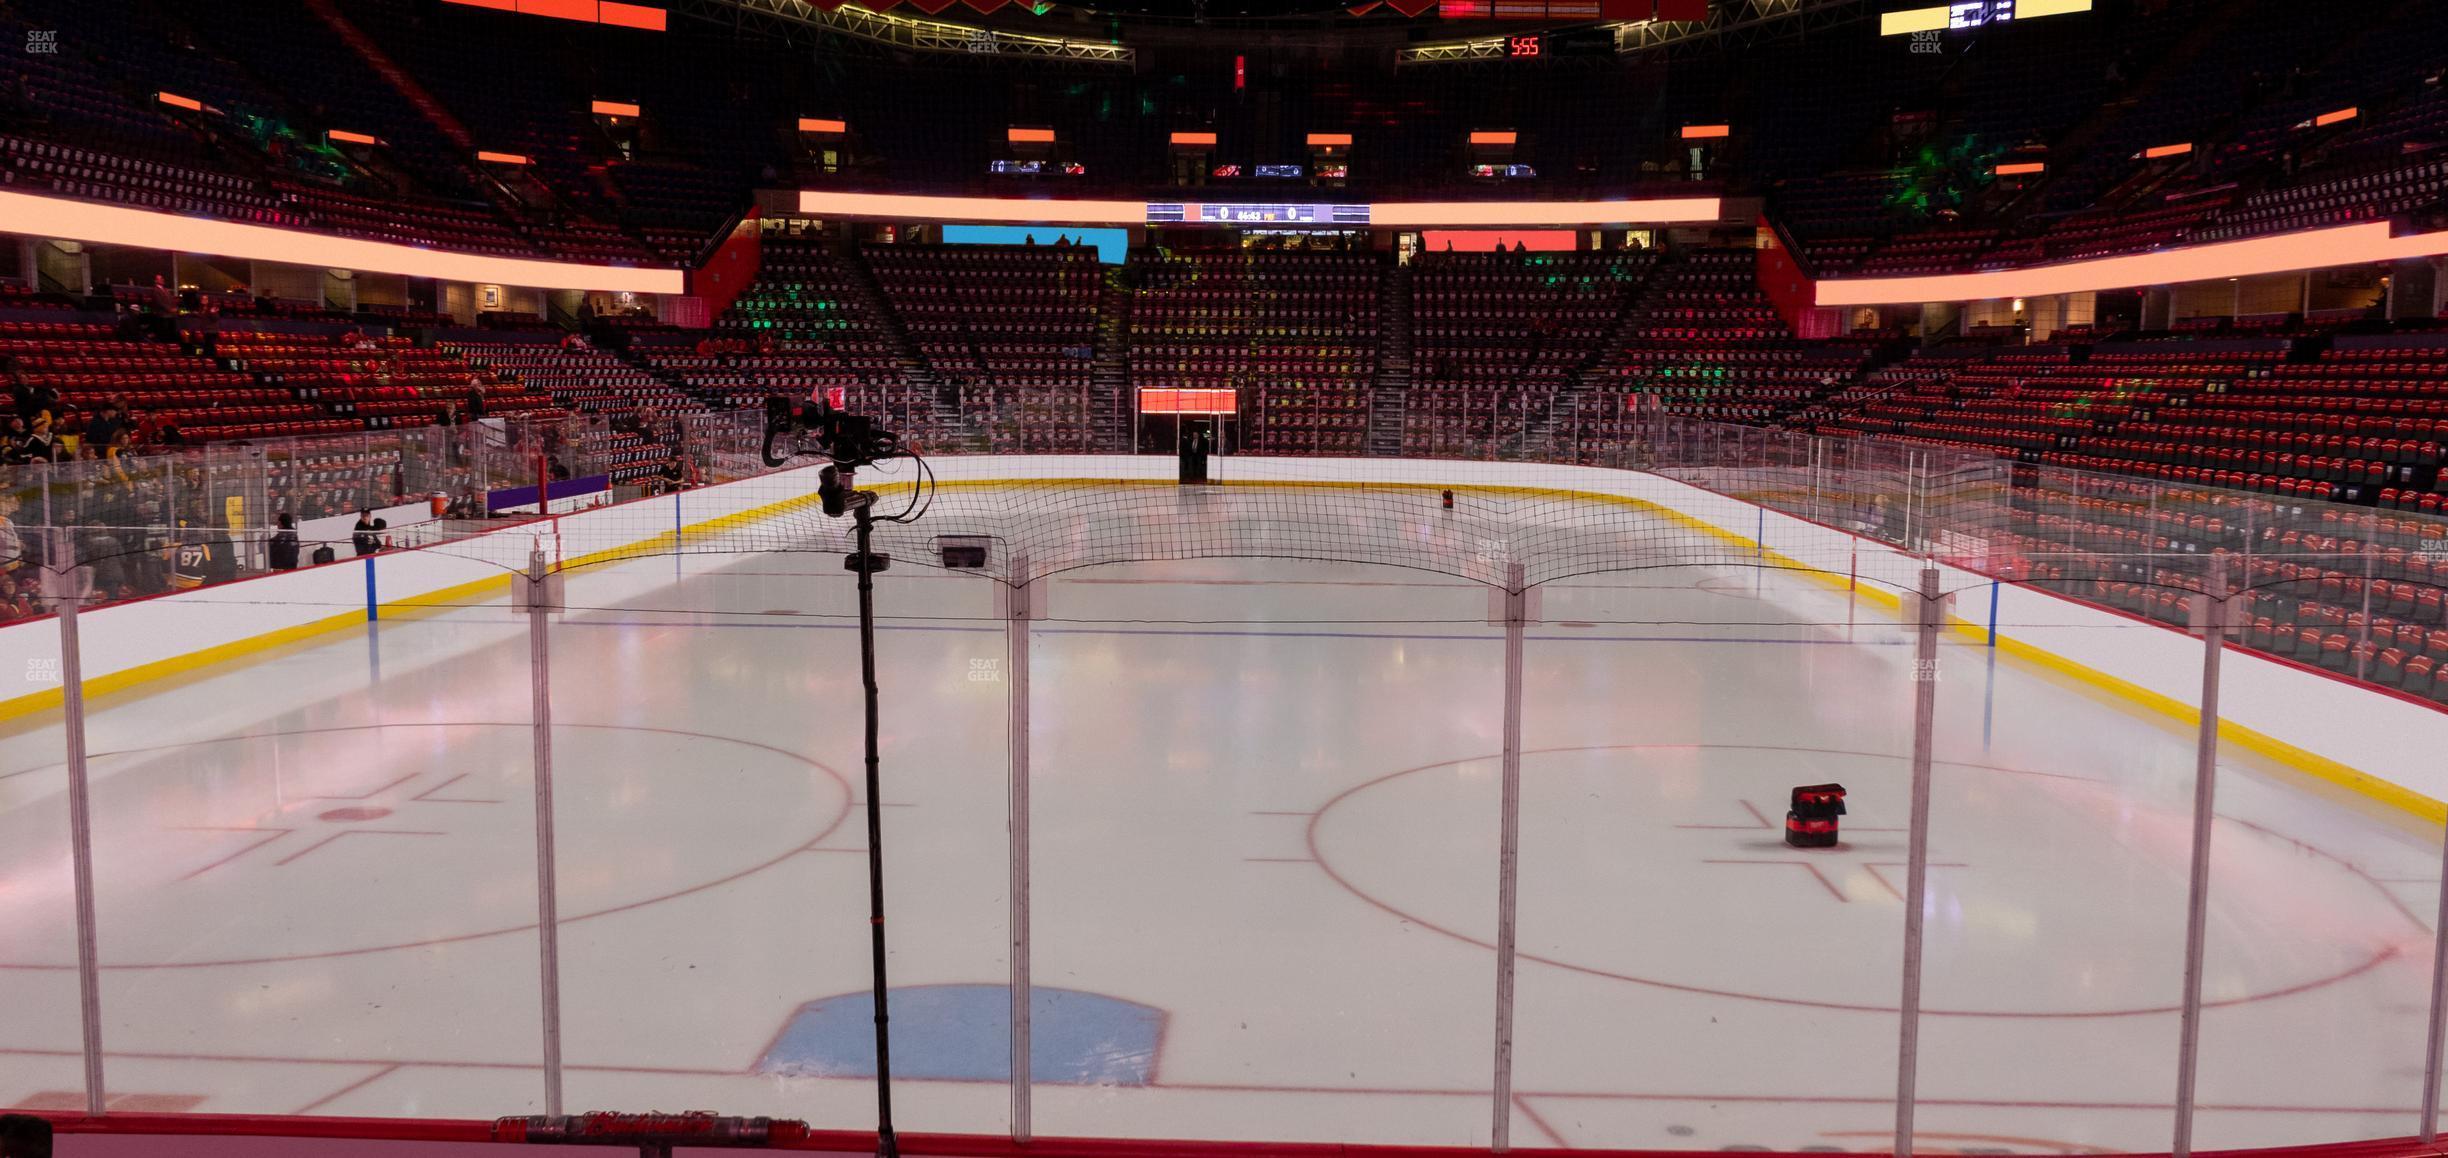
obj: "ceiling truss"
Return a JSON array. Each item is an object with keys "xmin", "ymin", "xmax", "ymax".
[
  {"xmin": 1398, "ymin": 0, "xmax": 1873, "ymax": 66},
  {"xmin": 674, "ymin": 0, "xmax": 1135, "ymax": 64}
]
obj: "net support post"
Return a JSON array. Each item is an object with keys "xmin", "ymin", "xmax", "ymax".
[
  {"xmin": 525, "ymin": 549, "xmax": 566, "ymax": 1116},
  {"xmin": 2425, "ymin": 785, "xmax": 2448, "ymax": 1142},
  {"xmin": 1891, "ymin": 567, "xmax": 1943, "ymax": 1158},
  {"xmin": 2356, "ymin": 531, "xmax": 2377, "ymax": 681},
  {"xmin": 2172, "ymin": 554, "xmax": 2233, "ymax": 1158},
  {"xmin": 2425, "ymin": 788, "xmax": 2448, "ymax": 1147},
  {"xmin": 1491, "ymin": 561, "xmax": 1529, "ymax": 1152},
  {"xmin": 1003, "ymin": 554, "xmax": 1034, "ymax": 1143},
  {"xmin": 55, "ymin": 588, "xmax": 106, "ymax": 1113}
]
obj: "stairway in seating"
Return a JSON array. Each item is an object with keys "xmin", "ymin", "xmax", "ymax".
[
  {"xmin": 1519, "ymin": 253, "xmax": 1659, "ymax": 458},
  {"xmin": 832, "ymin": 237, "xmax": 952, "ymax": 435},
  {"xmin": 1090, "ymin": 265, "xmax": 1136, "ymax": 453},
  {"xmin": 299, "ymin": 0, "xmax": 477, "ymax": 153},
  {"xmin": 1366, "ymin": 260, "xmax": 1411, "ymax": 457}
]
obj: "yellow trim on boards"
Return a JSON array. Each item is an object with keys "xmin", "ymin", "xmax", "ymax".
[
  {"xmin": 1177, "ymin": 476, "xmax": 2437, "ymax": 823},
  {"xmin": 0, "ymin": 474, "xmax": 2430, "ymax": 825},
  {"xmin": 0, "ymin": 572, "xmax": 518, "ymax": 724},
  {"xmin": 0, "ymin": 483, "xmax": 817, "ymax": 724}
]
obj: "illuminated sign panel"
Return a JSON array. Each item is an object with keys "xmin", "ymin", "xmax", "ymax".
[
  {"xmin": 1146, "ymin": 203, "xmax": 1372, "ymax": 227},
  {"xmin": 1814, "ymin": 222, "xmax": 2448, "ymax": 306},
  {"xmin": 1949, "ymin": 0, "xmax": 2014, "ymax": 28},
  {"xmin": 1880, "ymin": 0, "xmax": 2087, "ymax": 34},
  {"xmin": 0, "ymin": 190, "xmax": 682, "ymax": 294},
  {"xmin": 798, "ymin": 191, "xmax": 1721, "ymax": 229},
  {"xmin": 445, "ymin": 0, "xmax": 666, "ymax": 29},
  {"xmin": 1139, "ymin": 388, "xmax": 1239, "ymax": 415}
]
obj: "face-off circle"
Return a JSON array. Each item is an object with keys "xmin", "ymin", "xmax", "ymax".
[
  {"xmin": 0, "ymin": 722, "xmax": 850, "ymax": 970},
  {"xmin": 1307, "ymin": 743, "xmax": 2414, "ymax": 1018}
]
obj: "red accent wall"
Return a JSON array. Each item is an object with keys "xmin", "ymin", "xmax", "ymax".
[
  {"xmin": 1753, "ymin": 215, "xmax": 1843, "ymax": 339},
  {"xmin": 685, "ymin": 207, "xmax": 762, "ymax": 323}
]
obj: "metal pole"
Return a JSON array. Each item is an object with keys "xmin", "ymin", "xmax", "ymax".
[
  {"xmin": 2357, "ymin": 533, "xmax": 2377, "ymax": 681},
  {"xmin": 58, "ymin": 591, "xmax": 106, "ymax": 1113},
  {"xmin": 1891, "ymin": 566, "xmax": 1942, "ymax": 1158},
  {"xmin": 1490, "ymin": 561, "xmax": 1528, "ymax": 1152},
  {"xmin": 1006, "ymin": 554, "xmax": 1034, "ymax": 1143},
  {"xmin": 1903, "ymin": 454, "xmax": 1921, "ymax": 555},
  {"xmin": 2423, "ymin": 788, "xmax": 2448, "ymax": 1143},
  {"xmin": 525, "ymin": 550, "xmax": 564, "ymax": 1116},
  {"xmin": 853, "ymin": 502, "xmax": 900, "ymax": 1158},
  {"xmin": 2172, "ymin": 554, "xmax": 2230, "ymax": 1158}
]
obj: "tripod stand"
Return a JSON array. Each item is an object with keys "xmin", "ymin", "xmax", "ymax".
[{"xmin": 843, "ymin": 495, "xmax": 899, "ymax": 1158}]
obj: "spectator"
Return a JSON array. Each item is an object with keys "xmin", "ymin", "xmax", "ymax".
[
  {"xmin": 351, "ymin": 509, "xmax": 385, "ymax": 556},
  {"xmin": 16, "ymin": 414, "xmax": 64, "ymax": 464},
  {"xmin": 166, "ymin": 518, "xmax": 217, "ymax": 590},
  {"xmin": 0, "ymin": 494, "xmax": 20, "ymax": 572},
  {"xmin": 203, "ymin": 522, "xmax": 239, "ymax": 586},
  {"xmin": 78, "ymin": 521, "xmax": 124, "ymax": 596},
  {"xmin": 0, "ymin": 1110, "xmax": 52, "ymax": 1157},
  {"xmin": 82, "ymin": 400, "xmax": 125, "ymax": 454},
  {"xmin": 101, "ymin": 428, "xmax": 133, "ymax": 481},
  {"xmin": 268, "ymin": 513, "xmax": 300, "ymax": 570}
]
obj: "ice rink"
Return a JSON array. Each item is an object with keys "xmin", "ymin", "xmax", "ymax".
[{"xmin": 0, "ymin": 484, "xmax": 2439, "ymax": 1154}]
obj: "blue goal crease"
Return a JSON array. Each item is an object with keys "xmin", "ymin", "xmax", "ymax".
[{"xmin": 756, "ymin": 984, "xmax": 1164, "ymax": 1086}]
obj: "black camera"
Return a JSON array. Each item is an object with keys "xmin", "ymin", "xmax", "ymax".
[{"xmin": 763, "ymin": 395, "xmax": 902, "ymax": 471}]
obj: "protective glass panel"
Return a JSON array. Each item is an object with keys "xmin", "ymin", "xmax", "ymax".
[
  {"xmin": 0, "ymin": 613, "xmax": 79, "ymax": 1114},
  {"xmin": 1026, "ymin": 547, "xmax": 1503, "ymax": 1146},
  {"xmin": 85, "ymin": 580, "xmax": 539, "ymax": 1117}
]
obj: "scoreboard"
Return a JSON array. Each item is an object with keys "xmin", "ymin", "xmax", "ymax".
[
  {"xmin": 1146, "ymin": 202, "xmax": 1373, "ymax": 228},
  {"xmin": 1879, "ymin": 0, "xmax": 2091, "ymax": 36}
]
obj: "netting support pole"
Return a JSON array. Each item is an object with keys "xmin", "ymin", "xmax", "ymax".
[
  {"xmin": 2424, "ymin": 798, "xmax": 2448, "ymax": 1143},
  {"xmin": 2172, "ymin": 554, "xmax": 2230, "ymax": 1158},
  {"xmin": 1891, "ymin": 567, "xmax": 1942, "ymax": 1158},
  {"xmin": 2357, "ymin": 534, "xmax": 2377, "ymax": 681},
  {"xmin": 1490, "ymin": 561, "xmax": 1528, "ymax": 1153},
  {"xmin": 1006, "ymin": 555, "xmax": 1034, "ymax": 1144},
  {"xmin": 525, "ymin": 550, "xmax": 565, "ymax": 1117},
  {"xmin": 58, "ymin": 590, "xmax": 106, "ymax": 1114}
]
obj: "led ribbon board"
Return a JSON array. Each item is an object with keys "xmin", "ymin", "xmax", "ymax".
[{"xmin": 1145, "ymin": 203, "xmax": 1372, "ymax": 227}]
